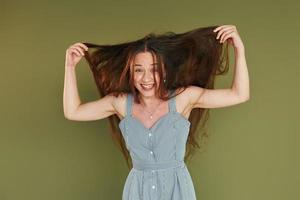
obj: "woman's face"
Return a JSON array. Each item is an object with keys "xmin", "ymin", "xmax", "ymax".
[{"xmin": 132, "ymin": 51, "xmax": 163, "ymax": 97}]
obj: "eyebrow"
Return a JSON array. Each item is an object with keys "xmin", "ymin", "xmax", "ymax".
[{"xmin": 133, "ymin": 63, "xmax": 158, "ymax": 66}]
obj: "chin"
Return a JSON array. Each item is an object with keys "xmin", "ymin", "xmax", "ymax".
[{"xmin": 139, "ymin": 88, "xmax": 155, "ymax": 96}]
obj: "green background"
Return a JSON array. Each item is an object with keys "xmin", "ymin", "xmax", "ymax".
[{"xmin": 1, "ymin": 0, "xmax": 299, "ymax": 199}]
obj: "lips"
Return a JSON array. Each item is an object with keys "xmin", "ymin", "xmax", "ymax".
[{"xmin": 141, "ymin": 84, "xmax": 154, "ymax": 90}]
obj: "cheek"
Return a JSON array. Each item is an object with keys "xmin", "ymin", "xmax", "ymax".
[
  {"xmin": 133, "ymin": 75, "xmax": 142, "ymax": 86},
  {"xmin": 134, "ymin": 74, "xmax": 142, "ymax": 81}
]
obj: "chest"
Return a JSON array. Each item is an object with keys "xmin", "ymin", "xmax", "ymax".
[
  {"xmin": 116, "ymin": 93, "xmax": 192, "ymax": 128},
  {"xmin": 132, "ymin": 101, "xmax": 170, "ymax": 130}
]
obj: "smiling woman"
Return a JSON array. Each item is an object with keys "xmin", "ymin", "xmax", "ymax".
[
  {"xmin": 79, "ymin": 25, "xmax": 231, "ymax": 168},
  {"xmin": 132, "ymin": 52, "xmax": 164, "ymax": 96},
  {"xmin": 63, "ymin": 24, "xmax": 249, "ymax": 200}
]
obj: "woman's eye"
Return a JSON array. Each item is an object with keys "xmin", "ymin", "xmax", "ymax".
[{"xmin": 134, "ymin": 68, "xmax": 158, "ymax": 72}]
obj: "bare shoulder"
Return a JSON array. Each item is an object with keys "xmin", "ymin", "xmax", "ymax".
[
  {"xmin": 181, "ymin": 85, "xmax": 205, "ymax": 105},
  {"xmin": 173, "ymin": 86, "xmax": 196, "ymax": 119},
  {"xmin": 113, "ymin": 92, "xmax": 128, "ymax": 120}
]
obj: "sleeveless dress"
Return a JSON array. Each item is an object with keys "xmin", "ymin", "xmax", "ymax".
[{"xmin": 118, "ymin": 90, "xmax": 197, "ymax": 200}]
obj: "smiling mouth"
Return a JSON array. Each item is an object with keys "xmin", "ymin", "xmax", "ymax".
[{"xmin": 141, "ymin": 83, "xmax": 155, "ymax": 90}]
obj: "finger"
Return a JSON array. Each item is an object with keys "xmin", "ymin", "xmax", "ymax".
[
  {"xmin": 69, "ymin": 47, "xmax": 82, "ymax": 56},
  {"xmin": 213, "ymin": 25, "xmax": 224, "ymax": 32},
  {"xmin": 73, "ymin": 46, "xmax": 85, "ymax": 56},
  {"xmin": 76, "ymin": 43, "xmax": 89, "ymax": 51},
  {"xmin": 216, "ymin": 27, "xmax": 233, "ymax": 39},
  {"xmin": 213, "ymin": 24, "xmax": 230, "ymax": 32},
  {"xmin": 216, "ymin": 27, "xmax": 233, "ymax": 40},
  {"xmin": 73, "ymin": 44, "xmax": 87, "ymax": 53},
  {"xmin": 220, "ymin": 30, "xmax": 234, "ymax": 43},
  {"xmin": 70, "ymin": 48, "xmax": 81, "ymax": 57}
]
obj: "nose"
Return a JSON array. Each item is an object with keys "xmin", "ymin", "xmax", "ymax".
[{"xmin": 142, "ymin": 70, "xmax": 153, "ymax": 82}]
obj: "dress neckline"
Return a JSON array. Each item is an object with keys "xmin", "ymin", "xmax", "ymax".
[
  {"xmin": 118, "ymin": 89, "xmax": 191, "ymax": 130},
  {"xmin": 129, "ymin": 90, "xmax": 172, "ymax": 131}
]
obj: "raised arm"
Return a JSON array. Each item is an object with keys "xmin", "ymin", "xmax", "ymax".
[
  {"xmin": 63, "ymin": 42, "xmax": 116, "ymax": 121},
  {"xmin": 189, "ymin": 25, "xmax": 250, "ymax": 109}
]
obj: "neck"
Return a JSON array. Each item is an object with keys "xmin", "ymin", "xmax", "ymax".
[
  {"xmin": 140, "ymin": 95, "xmax": 162, "ymax": 108},
  {"xmin": 139, "ymin": 90, "xmax": 169, "ymax": 107}
]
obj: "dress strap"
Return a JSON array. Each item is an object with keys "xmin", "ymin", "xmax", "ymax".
[
  {"xmin": 168, "ymin": 89, "xmax": 176, "ymax": 113},
  {"xmin": 126, "ymin": 93, "xmax": 132, "ymax": 116}
]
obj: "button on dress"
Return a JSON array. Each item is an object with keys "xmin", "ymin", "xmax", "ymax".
[{"xmin": 118, "ymin": 90, "xmax": 197, "ymax": 200}]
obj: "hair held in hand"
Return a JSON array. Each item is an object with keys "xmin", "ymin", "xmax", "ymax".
[{"xmin": 82, "ymin": 25, "xmax": 230, "ymax": 168}]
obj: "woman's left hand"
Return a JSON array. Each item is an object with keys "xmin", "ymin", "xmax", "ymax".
[{"xmin": 213, "ymin": 25, "xmax": 244, "ymax": 50}]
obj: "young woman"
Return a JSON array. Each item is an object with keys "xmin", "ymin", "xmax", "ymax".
[{"xmin": 63, "ymin": 24, "xmax": 250, "ymax": 200}]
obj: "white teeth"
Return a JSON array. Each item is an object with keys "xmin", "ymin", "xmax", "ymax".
[{"xmin": 141, "ymin": 84, "xmax": 154, "ymax": 89}]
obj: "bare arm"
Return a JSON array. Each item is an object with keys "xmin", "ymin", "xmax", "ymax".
[
  {"xmin": 63, "ymin": 66, "xmax": 82, "ymax": 118},
  {"xmin": 231, "ymin": 47, "xmax": 249, "ymax": 99},
  {"xmin": 63, "ymin": 42, "xmax": 116, "ymax": 121},
  {"xmin": 189, "ymin": 25, "xmax": 250, "ymax": 109}
]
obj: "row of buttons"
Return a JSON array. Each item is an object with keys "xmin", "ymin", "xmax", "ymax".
[
  {"xmin": 149, "ymin": 132, "xmax": 156, "ymax": 190},
  {"xmin": 149, "ymin": 132, "xmax": 154, "ymax": 156}
]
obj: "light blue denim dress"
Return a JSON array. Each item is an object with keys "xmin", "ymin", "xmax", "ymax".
[{"xmin": 118, "ymin": 90, "xmax": 197, "ymax": 200}]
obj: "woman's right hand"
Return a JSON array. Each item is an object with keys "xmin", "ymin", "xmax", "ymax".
[{"xmin": 65, "ymin": 42, "xmax": 89, "ymax": 68}]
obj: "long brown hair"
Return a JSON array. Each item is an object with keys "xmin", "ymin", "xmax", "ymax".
[{"xmin": 82, "ymin": 25, "xmax": 230, "ymax": 169}]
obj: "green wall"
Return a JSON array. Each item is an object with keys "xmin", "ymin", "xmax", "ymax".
[{"xmin": 0, "ymin": 0, "xmax": 299, "ymax": 199}]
